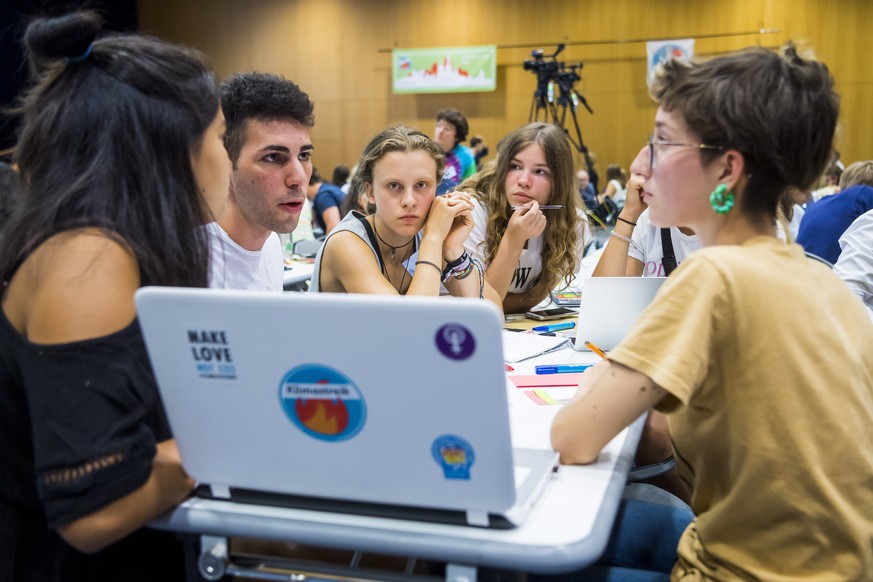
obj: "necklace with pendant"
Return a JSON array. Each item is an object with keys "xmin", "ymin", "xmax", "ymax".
[{"xmin": 373, "ymin": 219, "xmax": 415, "ymax": 264}]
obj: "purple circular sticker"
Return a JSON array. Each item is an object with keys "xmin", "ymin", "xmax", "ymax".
[{"xmin": 435, "ymin": 323, "xmax": 475, "ymax": 360}]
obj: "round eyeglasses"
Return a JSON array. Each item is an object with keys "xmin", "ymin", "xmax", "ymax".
[{"xmin": 648, "ymin": 135, "xmax": 724, "ymax": 169}]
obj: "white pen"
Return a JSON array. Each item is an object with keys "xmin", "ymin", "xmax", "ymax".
[{"xmin": 511, "ymin": 204, "xmax": 563, "ymax": 210}]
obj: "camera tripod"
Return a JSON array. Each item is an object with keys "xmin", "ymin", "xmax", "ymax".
[{"xmin": 528, "ymin": 75, "xmax": 594, "ymax": 160}]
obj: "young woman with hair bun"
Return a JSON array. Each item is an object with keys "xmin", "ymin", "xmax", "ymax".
[{"xmin": 1, "ymin": 11, "xmax": 228, "ymax": 580}]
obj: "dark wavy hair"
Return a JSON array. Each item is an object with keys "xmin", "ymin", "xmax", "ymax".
[
  {"xmin": 436, "ymin": 108, "xmax": 469, "ymax": 145},
  {"xmin": 650, "ymin": 43, "xmax": 838, "ymax": 223},
  {"xmin": 3, "ymin": 11, "xmax": 219, "ymax": 287},
  {"xmin": 220, "ymin": 72, "xmax": 314, "ymax": 166},
  {"xmin": 0, "ymin": 161, "xmax": 22, "ymax": 230}
]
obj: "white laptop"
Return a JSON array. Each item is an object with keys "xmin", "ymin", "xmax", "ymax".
[
  {"xmin": 135, "ymin": 287, "xmax": 558, "ymax": 529},
  {"xmin": 572, "ymin": 277, "xmax": 667, "ymax": 352}
]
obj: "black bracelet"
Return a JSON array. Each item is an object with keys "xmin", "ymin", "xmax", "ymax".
[
  {"xmin": 415, "ymin": 260, "xmax": 442, "ymax": 275},
  {"xmin": 616, "ymin": 216, "xmax": 637, "ymax": 227},
  {"xmin": 443, "ymin": 251, "xmax": 467, "ymax": 270},
  {"xmin": 442, "ymin": 251, "xmax": 468, "ymax": 282}
]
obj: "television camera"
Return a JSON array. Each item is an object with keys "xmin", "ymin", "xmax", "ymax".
[{"xmin": 524, "ymin": 44, "xmax": 593, "ymax": 157}]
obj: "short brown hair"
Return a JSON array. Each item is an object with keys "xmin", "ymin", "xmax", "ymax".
[
  {"xmin": 650, "ymin": 44, "xmax": 838, "ymax": 221},
  {"xmin": 436, "ymin": 108, "xmax": 469, "ymax": 144}
]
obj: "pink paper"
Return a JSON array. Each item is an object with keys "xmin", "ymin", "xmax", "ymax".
[{"xmin": 509, "ymin": 373, "xmax": 585, "ymax": 388}]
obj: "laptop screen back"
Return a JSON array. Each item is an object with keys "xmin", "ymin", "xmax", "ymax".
[
  {"xmin": 135, "ymin": 288, "xmax": 517, "ymax": 515},
  {"xmin": 573, "ymin": 277, "xmax": 667, "ymax": 351}
]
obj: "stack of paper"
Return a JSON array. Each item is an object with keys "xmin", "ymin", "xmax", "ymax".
[
  {"xmin": 502, "ymin": 331, "xmax": 570, "ymax": 363},
  {"xmin": 508, "ymin": 373, "xmax": 583, "ymax": 406}
]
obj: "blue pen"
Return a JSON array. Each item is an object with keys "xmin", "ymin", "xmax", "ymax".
[
  {"xmin": 531, "ymin": 321, "xmax": 576, "ymax": 333},
  {"xmin": 535, "ymin": 364, "xmax": 593, "ymax": 374}
]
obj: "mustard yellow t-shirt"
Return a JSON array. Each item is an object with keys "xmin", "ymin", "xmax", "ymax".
[{"xmin": 610, "ymin": 237, "xmax": 873, "ymax": 580}]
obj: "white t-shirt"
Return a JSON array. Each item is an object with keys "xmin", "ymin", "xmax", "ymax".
[
  {"xmin": 464, "ymin": 198, "xmax": 590, "ymax": 293},
  {"xmin": 207, "ymin": 222, "xmax": 284, "ymax": 291},
  {"xmin": 608, "ymin": 178, "xmax": 627, "ymax": 207},
  {"xmin": 787, "ymin": 204, "xmax": 805, "ymax": 242},
  {"xmin": 626, "ymin": 209, "xmax": 702, "ymax": 277},
  {"xmin": 290, "ymin": 197, "xmax": 315, "ymax": 243},
  {"xmin": 834, "ymin": 208, "xmax": 873, "ymax": 321}
]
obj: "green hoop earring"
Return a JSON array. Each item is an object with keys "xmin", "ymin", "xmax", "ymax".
[{"xmin": 709, "ymin": 183, "xmax": 734, "ymax": 215}]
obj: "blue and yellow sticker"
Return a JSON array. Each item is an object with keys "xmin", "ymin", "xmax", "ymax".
[
  {"xmin": 431, "ymin": 434, "xmax": 475, "ymax": 480},
  {"xmin": 279, "ymin": 364, "xmax": 366, "ymax": 442}
]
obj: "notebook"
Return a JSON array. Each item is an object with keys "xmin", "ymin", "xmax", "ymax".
[
  {"xmin": 572, "ymin": 277, "xmax": 667, "ymax": 352},
  {"xmin": 135, "ymin": 287, "xmax": 559, "ymax": 529}
]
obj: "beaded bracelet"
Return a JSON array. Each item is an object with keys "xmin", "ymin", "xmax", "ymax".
[
  {"xmin": 452, "ymin": 261, "xmax": 475, "ymax": 280},
  {"xmin": 609, "ymin": 231, "xmax": 633, "ymax": 244},
  {"xmin": 609, "ymin": 231, "xmax": 641, "ymax": 253}
]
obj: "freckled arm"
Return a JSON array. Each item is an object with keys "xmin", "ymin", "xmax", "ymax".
[{"xmin": 550, "ymin": 360, "xmax": 666, "ymax": 465}]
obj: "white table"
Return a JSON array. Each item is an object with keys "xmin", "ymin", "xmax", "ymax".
[
  {"xmin": 150, "ymin": 345, "xmax": 642, "ymax": 581},
  {"xmin": 282, "ymin": 260, "xmax": 315, "ymax": 291}
]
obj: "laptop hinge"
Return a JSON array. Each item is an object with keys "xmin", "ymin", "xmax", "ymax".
[
  {"xmin": 210, "ymin": 483, "xmax": 231, "ymax": 499},
  {"xmin": 465, "ymin": 510, "xmax": 489, "ymax": 527}
]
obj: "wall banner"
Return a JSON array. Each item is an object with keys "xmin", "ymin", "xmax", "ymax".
[
  {"xmin": 392, "ymin": 45, "xmax": 497, "ymax": 94},
  {"xmin": 646, "ymin": 39, "xmax": 694, "ymax": 86}
]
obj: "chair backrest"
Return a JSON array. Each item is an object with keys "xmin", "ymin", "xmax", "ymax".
[{"xmin": 293, "ymin": 238, "xmax": 324, "ymax": 258}]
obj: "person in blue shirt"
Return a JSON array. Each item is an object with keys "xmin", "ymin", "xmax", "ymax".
[
  {"xmin": 796, "ymin": 181, "xmax": 873, "ymax": 265},
  {"xmin": 307, "ymin": 167, "xmax": 347, "ymax": 235},
  {"xmin": 577, "ymin": 168, "xmax": 597, "ymax": 205}
]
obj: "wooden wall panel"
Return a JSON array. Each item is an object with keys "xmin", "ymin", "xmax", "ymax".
[{"xmin": 137, "ymin": 0, "xmax": 872, "ymax": 181}]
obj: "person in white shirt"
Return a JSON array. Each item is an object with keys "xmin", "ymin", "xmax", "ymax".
[
  {"xmin": 310, "ymin": 125, "xmax": 499, "ymax": 306},
  {"xmin": 459, "ymin": 122, "xmax": 592, "ymax": 313},
  {"xmin": 208, "ymin": 72, "xmax": 315, "ymax": 290},
  {"xmin": 593, "ymin": 145, "xmax": 702, "ymax": 278},
  {"xmin": 834, "ymin": 208, "xmax": 873, "ymax": 321},
  {"xmin": 601, "ymin": 163, "xmax": 627, "ymax": 211}
]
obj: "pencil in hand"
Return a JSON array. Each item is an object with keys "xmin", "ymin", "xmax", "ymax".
[{"xmin": 584, "ymin": 340, "xmax": 607, "ymax": 360}]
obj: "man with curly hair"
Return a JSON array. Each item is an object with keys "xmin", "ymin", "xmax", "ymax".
[{"xmin": 208, "ymin": 72, "xmax": 315, "ymax": 290}]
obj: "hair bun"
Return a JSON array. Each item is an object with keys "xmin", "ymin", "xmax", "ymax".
[
  {"xmin": 25, "ymin": 11, "xmax": 102, "ymax": 67},
  {"xmin": 780, "ymin": 42, "xmax": 803, "ymax": 66}
]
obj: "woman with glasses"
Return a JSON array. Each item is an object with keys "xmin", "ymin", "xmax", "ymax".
[
  {"xmin": 549, "ymin": 45, "xmax": 873, "ymax": 579},
  {"xmin": 592, "ymin": 145, "xmax": 702, "ymax": 278}
]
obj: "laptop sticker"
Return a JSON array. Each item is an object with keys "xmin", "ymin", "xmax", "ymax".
[
  {"xmin": 188, "ymin": 328, "xmax": 238, "ymax": 380},
  {"xmin": 431, "ymin": 434, "xmax": 475, "ymax": 480},
  {"xmin": 278, "ymin": 364, "xmax": 367, "ymax": 442},
  {"xmin": 435, "ymin": 323, "xmax": 476, "ymax": 361}
]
